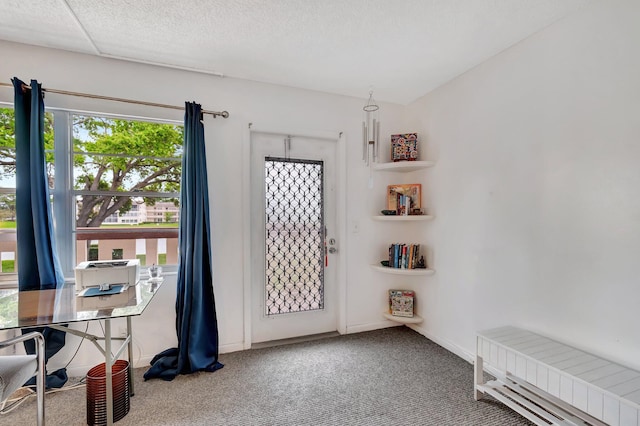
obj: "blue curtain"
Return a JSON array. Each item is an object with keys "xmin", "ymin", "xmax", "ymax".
[
  {"xmin": 144, "ymin": 102, "xmax": 223, "ymax": 381},
  {"xmin": 13, "ymin": 77, "xmax": 68, "ymax": 388},
  {"xmin": 13, "ymin": 78, "xmax": 65, "ymax": 291}
]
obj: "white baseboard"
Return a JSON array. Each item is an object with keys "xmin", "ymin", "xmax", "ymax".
[
  {"xmin": 66, "ymin": 364, "xmax": 93, "ymax": 378},
  {"xmin": 219, "ymin": 342, "xmax": 245, "ymax": 354},
  {"xmin": 344, "ymin": 321, "xmax": 474, "ymax": 365},
  {"xmin": 65, "ymin": 324, "xmax": 474, "ymax": 378},
  {"xmin": 65, "ymin": 344, "xmax": 243, "ymax": 378},
  {"xmin": 133, "ymin": 356, "xmax": 153, "ymax": 369},
  {"xmin": 408, "ymin": 323, "xmax": 474, "ymax": 364},
  {"xmin": 66, "ymin": 356, "xmax": 155, "ymax": 378}
]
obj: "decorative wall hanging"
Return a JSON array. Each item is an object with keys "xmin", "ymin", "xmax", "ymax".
[{"xmin": 362, "ymin": 90, "xmax": 380, "ymax": 166}]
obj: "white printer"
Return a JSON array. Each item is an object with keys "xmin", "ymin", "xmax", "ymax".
[
  {"xmin": 76, "ymin": 283, "xmax": 141, "ymax": 311},
  {"xmin": 74, "ymin": 259, "xmax": 140, "ymax": 291}
]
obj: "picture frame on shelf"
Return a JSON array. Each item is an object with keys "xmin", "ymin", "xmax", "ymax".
[
  {"xmin": 389, "ymin": 290, "xmax": 415, "ymax": 317},
  {"xmin": 387, "ymin": 184, "xmax": 422, "ymax": 215}
]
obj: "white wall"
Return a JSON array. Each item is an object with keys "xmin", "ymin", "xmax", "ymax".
[
  {"xmin": 0, "ymin": 39, "xmax": 407, "ymax": 376},
  {"xmin": 3, "ymin": 0, "xmax": 638, "ymax": 378},
  {"xmin": 405, "ymin": 0, "xmax": 640, "ymax": 369}
]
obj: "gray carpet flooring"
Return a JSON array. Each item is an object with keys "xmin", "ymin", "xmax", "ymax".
[{"xmin": 2, "ymin": 327, "xmax": 533, "ymax": 425}]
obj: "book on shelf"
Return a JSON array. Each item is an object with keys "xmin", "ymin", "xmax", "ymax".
[
  {"xmin": 389, "ymin": 290, "xmax": 415, "ymax": 317},
  {"xmin": 387, "ymin": 243, "xmax": 421, "ymax": 269}
]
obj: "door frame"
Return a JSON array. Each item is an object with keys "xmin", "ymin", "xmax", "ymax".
[{"xmin": 242, "ymin": 124, "xmax": 347, "ymax": 349}]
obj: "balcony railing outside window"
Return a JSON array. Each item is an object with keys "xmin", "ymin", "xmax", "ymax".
[{"xmin": 0, "ymin": 228, "xmax": 178, "ymax": 282}]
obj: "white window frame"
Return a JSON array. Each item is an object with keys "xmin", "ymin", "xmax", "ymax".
[{"xmin": 1, "ymin": 105, "xmax": 182, "ymax": 283}]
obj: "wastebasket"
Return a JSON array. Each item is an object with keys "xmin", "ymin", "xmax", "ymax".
[{"xmin": 86, "ymin": 359, "xmax": 130, "ymax": 425}]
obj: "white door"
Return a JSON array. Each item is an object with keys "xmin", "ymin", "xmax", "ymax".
[{"xmin": 251, "ymin": 131, "xmax": 338, "ymax": 343}]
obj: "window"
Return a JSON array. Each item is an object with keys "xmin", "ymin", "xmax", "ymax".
[
  {"xmin": 0, "ymin": 108, "xmax": 54, "ymax": 279},
  {"xmin": 0, "ymin": 107, "xmax": 22, "ymax": 278},
  {"xmin": 0, "ymin": 106, "xmax": 183, "ymax": 282}
]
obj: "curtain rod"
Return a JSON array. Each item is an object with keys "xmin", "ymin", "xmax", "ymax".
[{"xmin": 0, "ymin": 81, "xmax": 229, "ymax": 118}]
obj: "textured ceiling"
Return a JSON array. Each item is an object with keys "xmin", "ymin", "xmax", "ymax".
[{"xmin": 0, "ymin": 0, "xmax": 591, "ymax": 104}]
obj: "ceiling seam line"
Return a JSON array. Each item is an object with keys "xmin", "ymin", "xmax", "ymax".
[
  {"xmin": 59, "ymin": 1, "xmax": 225, "ymax": 78},
  {"xmin": 96, "ymin": 53, "xmax": 226, "ymax": 78},
  {"xmin": 60, "ymin": 0, "xmax": 102, "ymax": 55}
]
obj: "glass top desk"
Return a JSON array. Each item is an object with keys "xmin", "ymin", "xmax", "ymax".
[{"xmin": 0, "ymin": 279, "xmax": 163, "ymax": 425}]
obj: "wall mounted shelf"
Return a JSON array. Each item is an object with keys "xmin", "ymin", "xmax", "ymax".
[
  {"xmin": 382, "ymin": 312, "xmax": 423, "ymax": 324},
  {"xmin": 370, "ymin": 265, "xmax": 435, "ymax": 276},
  {"xmin": 372, "ymin": 160, "xmax": 435, "ymax": 173},
  {"xmin": 372, "ymin": 215, "xmax": 434, "ymax": 222},
  {"xmin": 372, "ymin": 156, "xmax": 435, "ymax": 331}
]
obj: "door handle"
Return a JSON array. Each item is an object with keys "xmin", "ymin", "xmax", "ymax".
[{"xmin": 328, "ymin": 247, "xmax": 337, "ymax": 254}]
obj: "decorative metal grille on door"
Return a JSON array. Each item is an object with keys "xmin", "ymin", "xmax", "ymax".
[{"xmin": 264, "ymin": 157, "xmax": 324, "ymax": 315}]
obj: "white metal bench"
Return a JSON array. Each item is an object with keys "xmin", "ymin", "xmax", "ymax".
[{"xmin": 475, "ymin": 326, "xmax": 640, "ymax": 426}]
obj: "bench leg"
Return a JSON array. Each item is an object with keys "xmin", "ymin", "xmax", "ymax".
[{"xmin": 474, "ymin": 336, "xmax": 484, "ymax": 401}]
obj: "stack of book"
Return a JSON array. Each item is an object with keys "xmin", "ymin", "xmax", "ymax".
[
  {"xmin": 388, "ymin": 243, "xmax": 421, "ymax": 269},
  {"xmin": 395, "ymin": 192, "xmax": 411, "ymax": 216},
  {"xmin": 387, "ymin": 184, "xmax": 421, "ymax": 216}
]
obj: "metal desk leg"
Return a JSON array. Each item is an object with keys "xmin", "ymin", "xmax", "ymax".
[
  {"xmin": 35, "ymin": 333, "xmax": 45, "ymax": 426},
  {"xmin": 127, "ymin": 316, "xmax": 134, "ymax": 396},
  {"xmin": 105, "ymin": 319, "xmax": 113, "ymax": 426}
]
